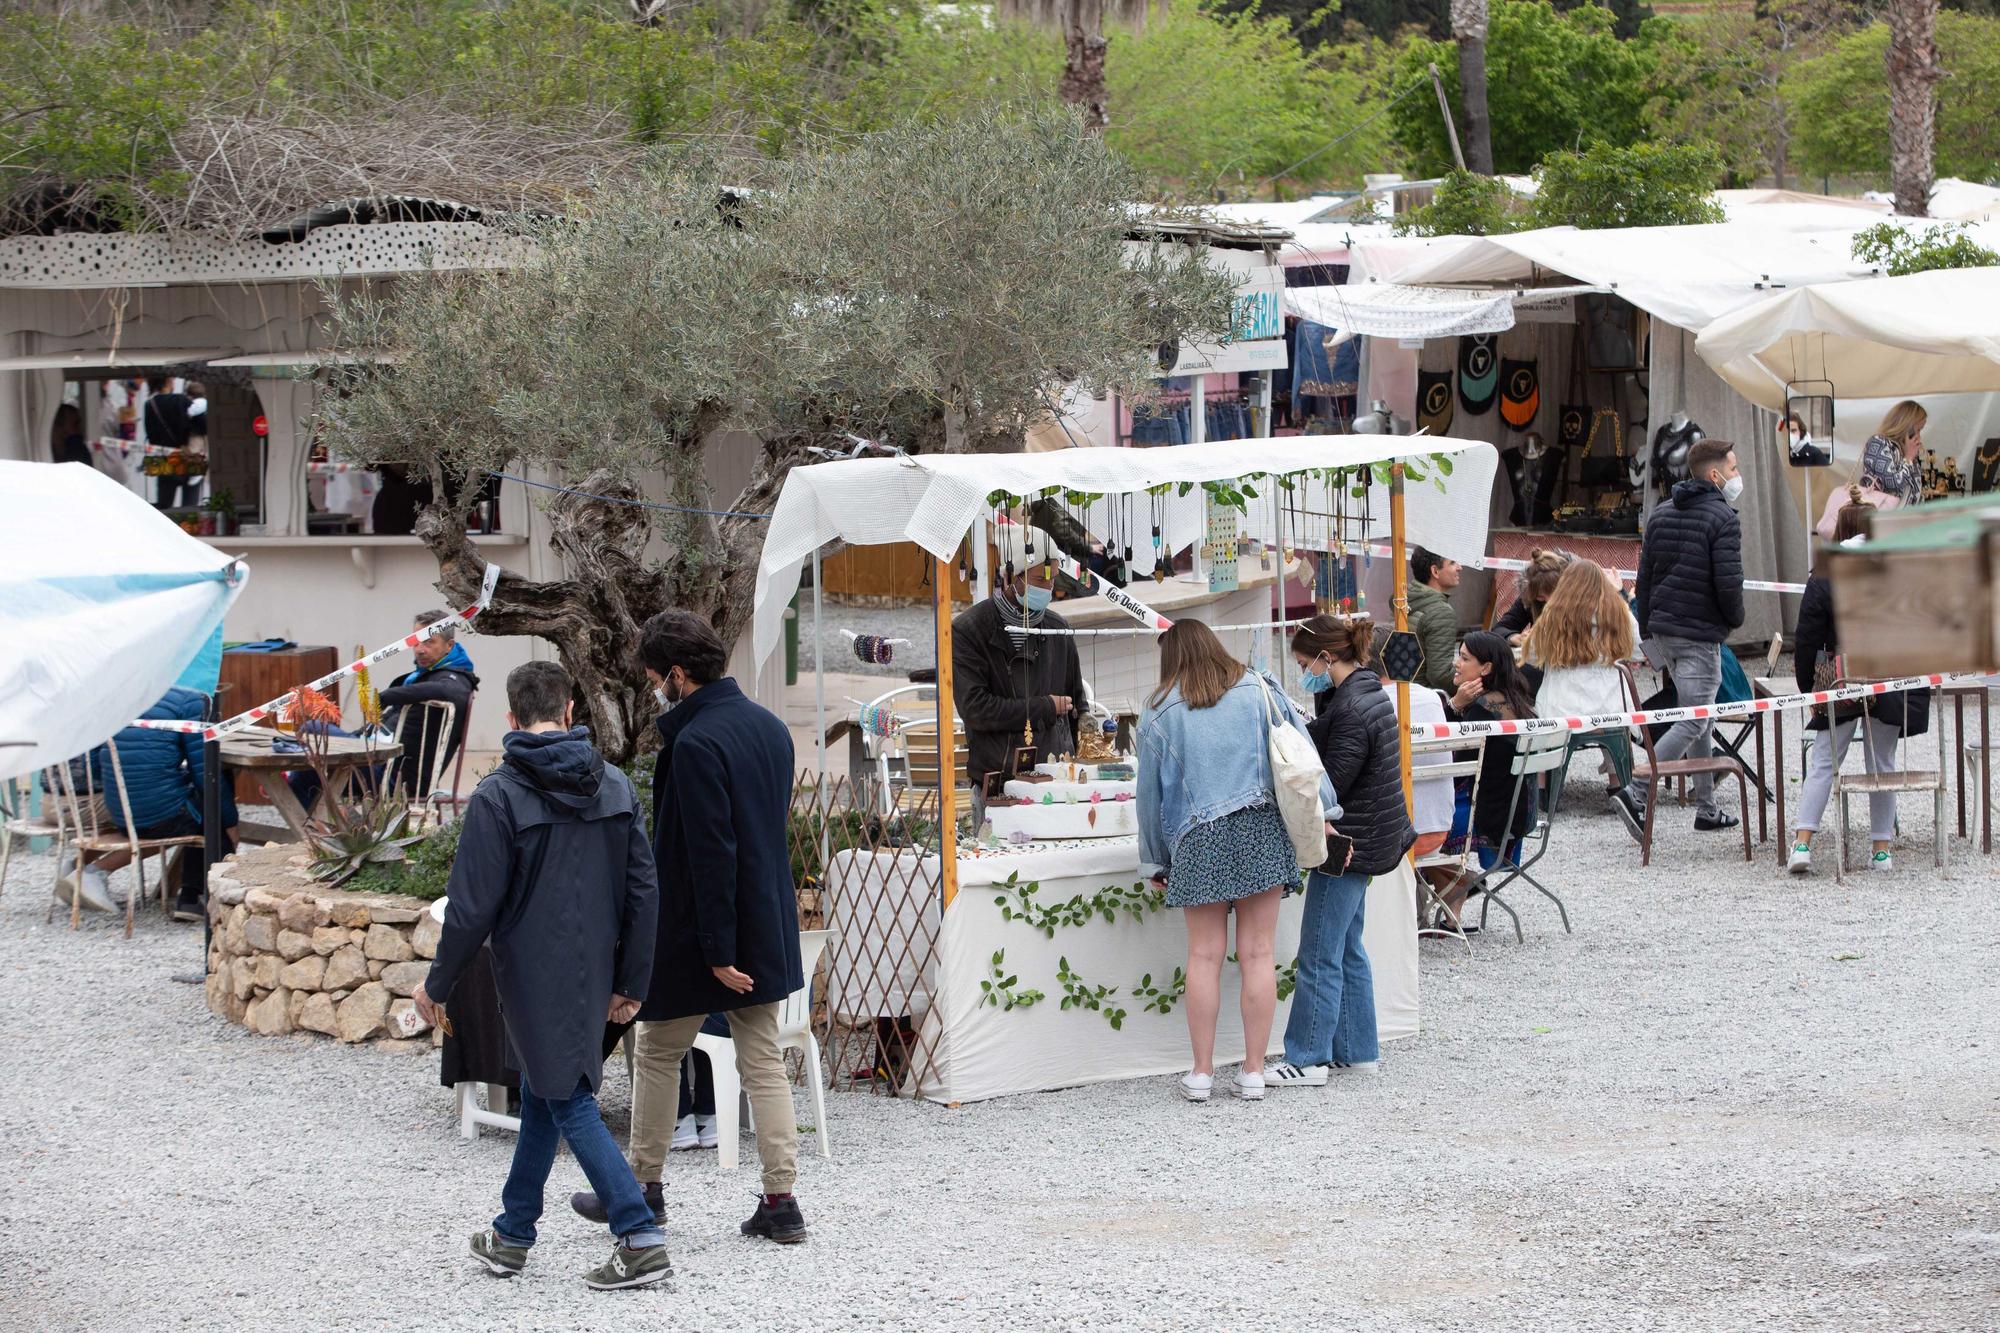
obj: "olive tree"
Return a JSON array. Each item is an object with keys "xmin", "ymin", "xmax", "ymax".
[{"xmin": 318, "ymin": 108, "xmax": 1234, "ymax": 760}]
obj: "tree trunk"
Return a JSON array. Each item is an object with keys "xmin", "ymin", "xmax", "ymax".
[
  {"xmin": 1059, "ymin": 0, "xmax": 1110, "ymax": 135},
  {"xmin": 1885, "ymin": 0, "xmax": 1942, "ymax": 217},
  {"xmin": 1451, "ymin": 0, "xmax": 1494, "ymax": 175}
]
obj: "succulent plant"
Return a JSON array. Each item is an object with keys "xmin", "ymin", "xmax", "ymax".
[{"xmin": 308, "ymin": 800, "xmax": 425, "ymax": 887}]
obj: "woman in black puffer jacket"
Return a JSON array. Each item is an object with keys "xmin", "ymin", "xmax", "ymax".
[{"xmin": 1265, "ymin": 614, "xmax": 1415, "ymax": 1088}]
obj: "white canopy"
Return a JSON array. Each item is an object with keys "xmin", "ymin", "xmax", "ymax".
[
  {"xmin": 751, "ymin": 435, "xmax": 1499, "ymax": 665},
  {"xmin": 1287, "ymin": 281, "xmax": 1603, "ymax": 339},
  {"xmin": 1694, "ymin": 268, "xmax": 2000, "ymax": 411},
  {"xmin": 0, "ymin": 463, "xmax": 246, "ymax": 781}
]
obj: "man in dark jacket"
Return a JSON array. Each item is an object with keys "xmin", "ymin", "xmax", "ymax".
[
  {"xmin": 414, "ymin": 661, "xmax": 669, "ymax": 1291},
  {"xmin": 572, "ymin": 610, "xmax": 810, "ymax": 1244},
  {"xmin": 1619, "ymin": 438, "xmax": 1746, "ymax": 837},
  {"xmin": 85, "ymin": 685, "xmax": 238, "ymax": 921},
  {"xmin": 952, "ymin": 520, "xmax": 1088, "ymax": 795}
]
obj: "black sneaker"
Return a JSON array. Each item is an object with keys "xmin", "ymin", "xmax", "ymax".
[
  {"xmin": 171, "ymin": 893, "xmax": 205, "ymax": 923},
  {"xmin": 571, "ymin": 1180, "xmax": 666, "ymax": 1226},
  {"xmin": 741, "ymin": 1195, "xmax": 808, "ymax": 1245},
  {"xmin": 582, "ymin": 1241, "xmax": 672, "ymax": 1290},
  {"xmin": 1694, "ymin": 810, "xmax": 1740, "ymax": 832},
  {"xmin": 470, "ymin": 1228, "xmax": 528, "ymax": 1277},
  {"xmin": 1610, "ymin": 790, "xmax": 1646, "ymax": 842}
]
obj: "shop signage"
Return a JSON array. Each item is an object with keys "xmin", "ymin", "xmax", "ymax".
[{"xmin": 1163, "ymin": 249, "xmax": 1289, "ymax": 376}]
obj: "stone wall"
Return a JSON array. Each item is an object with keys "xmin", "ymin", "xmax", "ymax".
[{"xmin": 204, "ymin": 842, "xmax": 443, "ymax": 1049}]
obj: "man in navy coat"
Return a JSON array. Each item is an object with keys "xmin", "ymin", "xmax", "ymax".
[
  {"xmin": 572, "ymin": 610, "xmax": 808, "ymax": 1244},
  {"xmin": 415, "ymin": 661, "xmax": 669, "ymax": 1290}
]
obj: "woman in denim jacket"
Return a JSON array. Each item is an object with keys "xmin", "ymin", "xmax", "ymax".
[{"xmin": 1137, "ymin": 621, "xmax": 1334, "ymax": 1103}]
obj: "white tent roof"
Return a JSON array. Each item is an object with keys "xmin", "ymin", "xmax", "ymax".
[
  {"xmin": 751, "ymin": 436, "xmax": 1498, "ymax": 665},
  {"xmin": 1287, "ymin": 281, "xmax": 1602, "ymax": 339},
  {"xmin": 0, "ymin": 463, "xmax": 246, "ymax": 781},
  {"xmin": 1693, "ymin": 268, "xmax": 2000, "ymax": 411}
]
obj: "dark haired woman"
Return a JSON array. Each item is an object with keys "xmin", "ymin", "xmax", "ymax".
[
  {"xmin": 1437, "ymin": 630, "xmax": 1539, "ymax": 930},
  {"xmin": 1265, "ymin": 614, "xmax": 1413, "ymax": 1088}
]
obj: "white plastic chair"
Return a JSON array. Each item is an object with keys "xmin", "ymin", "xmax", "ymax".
[
  {"xmin": 430, "ymin": 896, "xmax": 523, "ymax": 1139},
  {"xmin": 700, "ymin": 929, "xmax": 833, "ymax": 1172}
]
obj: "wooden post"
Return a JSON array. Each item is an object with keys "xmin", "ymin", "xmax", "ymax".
[
  {"xmin": 1390, "ymin": 463, "xmax": 1415, "ymax": 816},
  {"xmin": 1428, "ymin": 63, "xmax": 1468, "ymax": 173},
  {"xmin": 934, "ymin": 555, "xmax": 961, "ymax": 910}
]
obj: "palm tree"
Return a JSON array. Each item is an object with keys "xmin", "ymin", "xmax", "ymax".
[
  {"xmin": 1885, "ymin": 0, "xmax": 1942, "ymax": 216},
  {"xmin": 1451, "ymin": 0, "xmax": 1494, "ymax": 174},
  {"xmin": 1000, "ymin": 1, "xmax": 1168, "ymax": 136}
]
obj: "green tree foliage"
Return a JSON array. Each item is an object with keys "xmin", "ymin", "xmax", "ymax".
[
  {"xmin": 1785, "ymin": 12, "xmax": 2000, "ymax": 184},
  {"xmin": 1390, "ymin": 169, "xmax": 1525, "ymax": 235},
  {"xmin": 1851, "ymin": 221, "xmax": 2000, "ymax": 274},
  {"xmin": 1529, "ymin": 141, "xmax": 1726, "ymax": 228},
  {"xmin": 1390, "ymin": 1, "xmax": 1668, "ymax": 176}
]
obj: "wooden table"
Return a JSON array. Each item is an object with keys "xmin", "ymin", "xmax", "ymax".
[
  {"xmin": 1754, "ymin": 676, "xmax": 1795, "ymax": 867},
  {"xmin": 1947, "ymin": 682, "xmax": 1992, "ymax": 854},
  {"xmin": 221, "ymin": 731, "xmax": 401, "ymax": 844}
]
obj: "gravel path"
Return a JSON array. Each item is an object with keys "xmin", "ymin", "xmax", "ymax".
[{"xmin": 2, "ymin": 734, "xmax": 1997, "ymax": 1332}]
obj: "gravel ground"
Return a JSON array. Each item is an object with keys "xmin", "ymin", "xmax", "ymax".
[{"xmin": 3, "ymin": 735, "xmax": 1998, "ymax": 1333}]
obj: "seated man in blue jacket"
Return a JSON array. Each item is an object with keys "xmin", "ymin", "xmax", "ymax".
[{"xmin": 88, "ymin": 686, "xmax": 238, "ymax": 921}]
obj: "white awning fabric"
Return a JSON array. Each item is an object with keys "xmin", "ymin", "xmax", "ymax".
[
  {"xmin": 751, "ymin": 435, "xmax": 1499, "ymax": 665},
  {"xmin": 0, "ymin": 463, "xmax": 246, "ymax": 781},
  {"xmin": 1693, "ymin": 268, "xmax": 2000, "ymax": 411},
  {"xmin": 1287, "ymin": 282, "xmax": 1604, "ymax": 340},
  {"xmin": 205, "ymin": 349, "xmax": 398, "ymax": 368},
  {"xmin": 0, "ymin": 346, "xmax": 237, "ymax": 372}
]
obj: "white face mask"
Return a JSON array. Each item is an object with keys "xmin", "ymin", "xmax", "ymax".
[{"xmin": 1721, "ymin": 475, "xmax": 1745, "ymax": 504}]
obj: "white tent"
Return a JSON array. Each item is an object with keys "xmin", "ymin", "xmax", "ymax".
[
  {"xmin": 0, "ymin": 463, "xmax": 246, "ymax": 781},
  {"xmin": 1693, "ymin": 268, "xmax": 2000, "ymax": 411}
]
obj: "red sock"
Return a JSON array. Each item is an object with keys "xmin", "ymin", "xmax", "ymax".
[{"xmin": 763, "ymin": 1193, "xmax": 792, "ymax": 1205}]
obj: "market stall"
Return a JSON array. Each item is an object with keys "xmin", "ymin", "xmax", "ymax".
[{"xmin": 755, "ymin": 435, "xmax": 1497, "ymax": 1103}]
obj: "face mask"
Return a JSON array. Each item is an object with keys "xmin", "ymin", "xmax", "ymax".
[
  {"xmin": 1299, "ymin": 656, "xmax": 1332, "ymax": 693},
  {"xmin": 1023, "ymin": 585, "xmax": 1054, "ymax": 614},
  {"xmin": 1722, "ymin": 475, "xmax": 1745, "ymax": 504},
  {"xmin": 653, "ymin": 686, "xmax": 673, "ymax": 712}
]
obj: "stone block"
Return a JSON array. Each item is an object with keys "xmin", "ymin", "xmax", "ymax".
[
  {"xmin": 242, "ymin": 913, "xmax": 277, "ymax": 954},
  {"xmin": 209, "ymin": 873, "xmax": 246, "ymax": 907},
  {"xmin": 232, "ymin": 960, "xmax": 256, "ymax": 1001},
  {"xmin": 225, "ymin": 988, "xmax": 250, "ymax": 1025},
  {"xmin": 204, "ymin": 970, "xmax": 228, "ymax": 1017},
  {"xmin": 378, "ymin": 1037, "xmax": 432, "ymax": 1055},
  {"xmin": 411, "ymin": 912, "xmax": 442, "ymax": 960},
  {"xmin": 329, "ymin": 989, "xmax": 352, "ymax": 1002},
  {"xmin": 367, "ymin": 960, "xmax": 385, "ymax": 980},
  {"xmin": 369, "ymin": 903, "xmax": 425, "ymax": 925},
  {"xmin": 287, "ymin": 990, "xmax": 311, "ymax": 1025},
  {"xmin": 278, "ymin": 895, "xmax": 328, "ymax": 934},
  {"xmin": 251, "ymin": 954, "xmax": 281, "ymax": 990},
  {"xmin": 311, "ymin": 926, "xmax": 348, "ymax": 957},
  {"xmin": 386, "ymin": 997, "xmax": 432, "ymax": 1038},
  {"xmin": 244, "ymin": 886, "xmax": 290, "ymax": 915},
  {"xmin": 335, "ymin": 982, "xmax": 390, "ymax": 1042},
  {"xmin": 280, "ymin": 954, "xmax": 327, "ymax": 991},
  {"xmin": 380, "ymin": 961, "xmax": 429, "ymax": 997},
  {"xmin": 363, "ymin": 923, "xmax": 414, "ymax": 962},
  {"xmin": 246, "ymin": 986, "xmax": 293, "ymax": 1036},
  {"xmin": 323, "ymin": 945, "xmax": 368, "ymax": 993},
  {"xmin": 349, "ymin": 929, "xmax": 367, "ymax": 946},
  {"xmin": 297, "ymin": 992, "xmax": 339, "ymax": 1036},
  {"xmin": 275, "ymin": 929, "xmax": 314, "ymax": 962},
  {"xmin": 329, "ymin": 900, "xmax": 372, "ymax": 929}
]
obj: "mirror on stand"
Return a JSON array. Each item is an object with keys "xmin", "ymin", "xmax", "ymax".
[{"xmin": 1783, "ymin": 381, "xmax": 1835, "ymax": 468}]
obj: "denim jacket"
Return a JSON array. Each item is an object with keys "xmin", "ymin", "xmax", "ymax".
[{"xmin": 1136, "ymin": 671, "xmax": 1339, "ymax": 879}]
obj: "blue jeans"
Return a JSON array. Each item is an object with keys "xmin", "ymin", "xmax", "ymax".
[
  {"xmin": 495, "ymin": 1077, "xmax": 665, "ymax": 1250},
  {"xmin": 1283, "ymin": 870, "xmax": 1378, "ymax": 1068}
]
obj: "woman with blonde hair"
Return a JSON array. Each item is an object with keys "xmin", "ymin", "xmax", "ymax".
[
  {"xmin": 1860, "ymin": 400, "xmax": 1928, "ymax": 508},
  {"xmin": 1136, "ymin": 620, "xmax": 1328, "ymax": 1103},
  {"xmin": 1527, "ymin": 558, "xmax": 1640, "ymax": 790}
]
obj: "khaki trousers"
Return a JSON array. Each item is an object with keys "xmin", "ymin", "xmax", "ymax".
[{"xmin": 629, "ymin": 1002, "xmax": 797, "ymax": 1194}]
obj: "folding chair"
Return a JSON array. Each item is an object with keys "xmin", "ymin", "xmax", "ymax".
[
  {"xmin": 1832, "ymin": 678, "xmax": 1946, "ymax": 884},
  {"xmin": 423, "ymin": 689, "xmax": 478, "ymax": 821},
  {"xmin": 1472, "ymin": 733, "xmax": 1574, "ymax": 943},
  {"xmin": 1619, "ymin": 662, "xmax": 1753, "ymax": 867},
  {"xmin": 1412, "ymin": 741, "xmax": 1482, "ymax": 951},
  {"xmin": 382, "ymin": 699, "xmax": 456, "ymax": 830},
  {"xmin": 49, "ymin": 740, "xmax": 205, "ymax": 937},
  {"xmin": 1, "ymin": 770, "xmax": 65, "ymax": 900},
  {"xmin": 1644, "ymin": 641, "xmax": 1773, "ymax": 812}
]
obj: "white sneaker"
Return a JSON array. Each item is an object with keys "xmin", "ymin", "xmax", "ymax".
[
  {"xmin": 54, "ymin": 860, "xmax": 116, "ymax": 914},
  {"xmin": 1333, "ymin": 1061, "xmax": 1381, "ymax": 1076},
  {"xmin": 670, "ymin": 1113, "xmax": 699, "ymax": 1151},
  {"xmin": 1870, "ymin": 850, "xmax": 1894, "ymax": 872},
  {"xmin": 1263, "ymin": 1061, "xmax": 1329, "ymax": 1088},
  {"xmin": 695, "ymin": 1113, "xmax": 718, "ymax": 1149},
  {"xmin": 83, "ymin": 865, "xmax": 123, "ymax": 908},
  {"xmin": 1787, "ymin": 842, "xmax": 1812, "ymax": 875},
  {"xmin": 1179, "ymin": 1072, "xmax": 1213, "ymax": 1102},
  {"xmin": 1234, "ymin": 1070, "xmax": 1266, "ymax": 1100}
]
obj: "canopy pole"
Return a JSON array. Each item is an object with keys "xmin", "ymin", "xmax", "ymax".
[
  {"xmin": 1390, "ymin": 463, "xmax": 1415, "ymax": 816},
  {"xmin": 934, "ymin": 555, "xmax": 961, "ymax": 911},
  {"xmin": 813, "ymin": 544, "xmax": 826, "ymax": 779}
]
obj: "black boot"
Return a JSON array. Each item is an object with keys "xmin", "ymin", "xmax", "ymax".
[
  {"xmin": 571, "ymin": 1180, "xmax": 665, "ymax": 1225},
  {"xmin": 741, "ymin": 1194, "xmax": 808, "ymax": 1245}
]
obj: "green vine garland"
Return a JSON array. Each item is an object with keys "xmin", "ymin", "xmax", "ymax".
[
  {"xmin": 978, "ymin": 949, "xmax": 1045, "ymax": 1012},
  {"xmin": 992, "ymin": 873, "xmax": 1166, "ymax": 938}
]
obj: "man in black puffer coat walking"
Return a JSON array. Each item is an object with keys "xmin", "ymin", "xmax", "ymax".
[{"xmin": 1618, "ymin": 437, "xmax": 1746, "ymax": 838}]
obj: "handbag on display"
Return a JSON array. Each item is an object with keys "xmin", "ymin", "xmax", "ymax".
[
  {"xmin": 1458, "ymin": 334, "xmax": 1498, "ymax": 415},
  {"xmin": 1811, "ymin": 650, "xmax": 1866, "ymax": 723},
  {"xmin": 1499, "ymin": 359, "xmax": 1540, "ymax": 429},
  {"xmin": 1577, "ymin": 409, "xmax": 1627, "ymax": 489},
  {"xmin": 1250, "ymin": 673, "xmax": 1332, "ymax": 869},
  {"xmin": 1815, "ymin": 482, "xmax": 1902, "ymax": 541},
  {"xmin": 1417, "ymin": 369, "xmax": 1455, "ymax": 434}
]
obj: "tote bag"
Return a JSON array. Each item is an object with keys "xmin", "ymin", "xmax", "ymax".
[{"xmin": 1251, "ymin": 674, "xmax": 1332, "ymax": 868}]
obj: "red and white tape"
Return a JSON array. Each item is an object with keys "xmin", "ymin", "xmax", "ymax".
[
  {"xmin": 129, "ymin": 563, "xmax": 502, "ymax": 740},
  {"xmin": 1411, "ymin": 670, "xmax": 1980, "ymax": 741},
  {"xmin": 1359, "ymin": 544, "xmax": 1806, "ymax": 595},
  {"xmin": 1050, "ymin": 552, "xmax": 1173, "ymax": 631},
  {"xmin": 90, "ymin": 437, "xmax": 185, "ymax": 459}
]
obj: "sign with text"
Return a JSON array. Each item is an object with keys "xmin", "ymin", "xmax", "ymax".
[{"xmin": 1163, "ymin": 248, "xmax": 1289, "ymax": 376}]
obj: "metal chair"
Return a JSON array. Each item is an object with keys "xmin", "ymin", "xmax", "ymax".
[
  {"xmin": 1412, "ymin": 740, "xmax": 1483, "ymax": 951},
  {"xmin": 1473, "ymin": 733, "xmax": 1574, "ymax": 943},
  {"xmin": 1833, "ymin": 678, "xmax": 1946, "ymax": 883},
  {"xmin": 1, "ymin": 770, "xmax": 65, "ymax": 901},
  {"xmin": 1618, "ymin": 662, "xmax": 1753, "ymax": 867},
  {"xmin": 382, "ymin": 699, "xmax": 456, "ymax": 829}
]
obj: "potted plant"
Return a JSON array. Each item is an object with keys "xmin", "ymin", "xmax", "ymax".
[{"xmin": 203, "ymin": 488, "xmax": 239, "ymax": 537}]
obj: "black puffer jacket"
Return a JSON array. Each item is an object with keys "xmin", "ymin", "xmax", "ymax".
[
  {"xmin": 1310, "ymin": 668, "xmax": 1417, "ymax": 877},
  {"xmin": 1636, "ymin": 478, "xmax": 1744, "ymax": 643}
]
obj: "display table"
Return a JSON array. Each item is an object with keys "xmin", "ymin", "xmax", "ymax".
[{"xmin": 824, "ymin": 836, "xmax": 1418, "ymax": 1104}]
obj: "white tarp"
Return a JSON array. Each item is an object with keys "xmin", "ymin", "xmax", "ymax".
[
  {"xmin": 0, "ymin": 462, "xmax": 246, "ymax": 780},
  {"xmin": 752, "ymin": 435, "xmax": 1499, "ymax": 665},
  {"xmin": 1694, "ymin": 268, "xmax": 2000, "ymax": 411},
  {"xmin": 1287, "ymin": 281, "xmax": 1605, "ymax": 341}
]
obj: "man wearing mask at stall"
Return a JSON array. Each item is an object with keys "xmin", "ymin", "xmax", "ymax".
[{"xmin": 952, "ymin": 519, "xmax": 1089, "ymax": 797}]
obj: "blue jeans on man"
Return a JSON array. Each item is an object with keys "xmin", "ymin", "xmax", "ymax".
[
  {"xmin": 1282, "ymin": 869, "xmax": 1378, "ymax": 1068},
  {"xmin": 1623, "ymin": 634, "xmax": 1723, "ymax": 820},
  {"xmin": 494, "ymin": 1077, "xmax": 665, "ymax": 1251}
]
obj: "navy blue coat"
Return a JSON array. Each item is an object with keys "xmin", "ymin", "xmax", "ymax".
[
  {"xmin": 93, "ymin": 687, "xmax": 238, "ymax": 832},
  {"xmin": 638, "ymin": 677, "xmax": 803, "ymax": 1023},
  {"xmin": 425, "ymin": 727, "xmax": 658, "ymax": 1098}
]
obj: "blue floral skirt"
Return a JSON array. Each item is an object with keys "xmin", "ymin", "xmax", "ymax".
[{"xmin": 1167, "ymin": 803, "xmax": 1302, "ymax": 908}]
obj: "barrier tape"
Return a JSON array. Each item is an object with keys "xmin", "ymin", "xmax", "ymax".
[
  {"xmin": 90, "ymin": 437, "xmax": 186, "ymax": 459},
  {"xmin": 1049, "ymin": 553, "xmax": 1173, "ymax": 631},
  {"xmin": 1359, "ymin": 544, "xmax": 1806, "ymax": 595},
  {"xmin": 128, "ymin": 563, "xmax": 502, "ymax": 740},
  {"xmin": 1411, "ymin": 670, "xmax": 1982, "ymax": 742}
]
